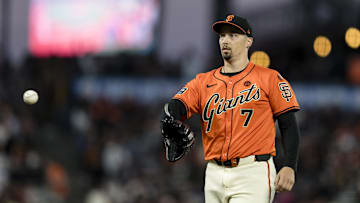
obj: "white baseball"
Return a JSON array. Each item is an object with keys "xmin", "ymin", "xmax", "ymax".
[{"xmin": 23, "ymin": 90, "xmax": 39, "ymax": 105}]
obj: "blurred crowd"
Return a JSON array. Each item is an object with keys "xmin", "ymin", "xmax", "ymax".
[{"xmin": 0, "ymin": 54, "xmax": 359, "ymax": 203}]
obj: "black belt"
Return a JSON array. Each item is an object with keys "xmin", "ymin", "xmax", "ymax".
[{"xmin": 214, "ymin": 154, "xmax": 271, "ymax": 167}]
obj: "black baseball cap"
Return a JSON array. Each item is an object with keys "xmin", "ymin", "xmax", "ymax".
[{"xmin": 212, "ymin": 14, "xmax": 253, "ymax": 37}]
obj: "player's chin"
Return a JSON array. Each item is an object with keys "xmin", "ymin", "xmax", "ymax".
[{"xmin": 222, "ymin": 54, "xmax": 232, "ymax": 61}]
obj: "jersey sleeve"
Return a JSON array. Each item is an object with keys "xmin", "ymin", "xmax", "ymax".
[
  {"xmin": 172, "ymin": 76, "xmax": 201, "ymax": 119},
  {"xmin": 268, "ymin": 71, "xmax": 300, "ymax": 116}
]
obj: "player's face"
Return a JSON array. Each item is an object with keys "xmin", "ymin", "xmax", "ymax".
[{"xmin": 218, "ymin": 26, "xmax": 252, "ymax": 61}]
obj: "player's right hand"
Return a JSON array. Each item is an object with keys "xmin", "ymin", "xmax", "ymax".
[{"xmin": 160, "ymin": 104, "xmax": 195, "ymax": 162}]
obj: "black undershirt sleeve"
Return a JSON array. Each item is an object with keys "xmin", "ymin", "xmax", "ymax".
[
  {"xmin": 276, "ymin": 110, "xmax": 300, "ymax": 172},
  {"xmin": 163, "ymin": 99, "xmax": 187, "ymax": 121}
]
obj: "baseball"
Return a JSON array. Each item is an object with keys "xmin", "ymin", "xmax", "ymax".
[{"xmin": 23, "ymin": 90, "xmax": 39, "ymax": 105}]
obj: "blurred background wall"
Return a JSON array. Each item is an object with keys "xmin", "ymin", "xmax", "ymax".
[{"xmin": 0, "ymin": 0, "xmax": 359, "ymax": 203}]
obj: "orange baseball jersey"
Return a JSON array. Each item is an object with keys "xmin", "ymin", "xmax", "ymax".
[{"xmin": 173, "ymin": 62, "xmax": 300, "ymax": 161}]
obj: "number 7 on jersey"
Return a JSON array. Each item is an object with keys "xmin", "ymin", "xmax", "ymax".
[{"xmin": 240, "ymin": 109, "xmax": 253, "ymax": 127}]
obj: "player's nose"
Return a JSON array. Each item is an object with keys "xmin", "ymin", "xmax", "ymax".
[{"xmin": 222, "ymin": 42, "xmax": 230, "ymax": 49}]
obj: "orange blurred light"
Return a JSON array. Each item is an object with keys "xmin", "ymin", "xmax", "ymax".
[
  {"xmin": 313, "ymin": 36, "xmax": 332, "ymax": 58},
  {"xmin": 345, "ymin": 27, "xmax": 360, "ymax": 49},
  {"xmin": 250, "ymin": 51, "xmax": 270, "ymax": 68}
]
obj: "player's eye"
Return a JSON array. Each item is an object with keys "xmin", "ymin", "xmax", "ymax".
[
  {"xmin": 232, "ymin": 33, "xmax": 238, "ymax": 37},
  {"xmin": 219, "ymin": 34, "xmax": 225, "ymax": 38}
]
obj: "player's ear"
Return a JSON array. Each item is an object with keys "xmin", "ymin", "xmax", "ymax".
[{"xmin": 246, "ymin": 37, "xmax": 253, "ymax": 48}]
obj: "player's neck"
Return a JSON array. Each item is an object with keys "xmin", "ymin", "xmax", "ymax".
[{"xmin": 223, "ymin": 58, "xmax": 249, "ymax": 73}]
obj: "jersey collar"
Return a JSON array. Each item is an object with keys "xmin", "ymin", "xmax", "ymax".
[{"xmin": 213, "ymin": 61, "xmax": 255, "ymax": 83}]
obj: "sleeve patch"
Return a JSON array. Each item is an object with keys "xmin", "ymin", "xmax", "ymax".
[
  {"xmin": 278, "ymin": 82, "xmax": 292, "ymax": 102},
  {"xmin": 176, "ymin": 87, "xmax": 188, "ymax": 95}
]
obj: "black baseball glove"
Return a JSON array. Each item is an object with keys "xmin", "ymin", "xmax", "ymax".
[{"xmin": 161, "ymin": 104, "xmax": 194, "ymax": 162}]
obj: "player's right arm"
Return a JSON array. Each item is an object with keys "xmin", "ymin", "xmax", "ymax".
[
  {"xmin": 160, "ymin": 76, "xmax": 201, "ymax": 162},
  {"xmin": 162, "ymin": 99, "xmax": 187, "ymax": 121},
  {"xmin": 162, "ymin": 74, "xmax": 201, "ymax": 120}
]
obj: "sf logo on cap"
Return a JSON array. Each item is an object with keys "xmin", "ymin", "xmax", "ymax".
[{"xmin": 226, "ymin": 15, "xmax": 234, "ymax": 22}]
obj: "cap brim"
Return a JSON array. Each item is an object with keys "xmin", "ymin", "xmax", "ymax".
[{"xmin": 212, "ymin": 21, "xmax": 247, "ymax": 35}]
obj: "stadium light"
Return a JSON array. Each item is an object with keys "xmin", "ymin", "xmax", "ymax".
[
  {"xmin": 250, "ymin": 51, "xmax": 270, "ymax": 68},
  {"xmin": 345, "ymin": 27, "xmax": 360, "ymax": 49},
  {"xmin": 313, "ymin": 36, "xmax": 331, "ymax": 58}
]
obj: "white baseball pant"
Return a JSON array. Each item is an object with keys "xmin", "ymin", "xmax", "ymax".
[{"xmin": 204, "ymin": 156, "xmax": 276, "ymax": 203}]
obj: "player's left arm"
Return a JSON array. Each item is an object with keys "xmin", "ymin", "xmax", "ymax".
[
  {"xmin": 274, "ymin": 110, "xmax": 300, "ymax": 192},
  {"xmin": 266, "ymin": 70, "xmax": 300, "ymax": 192}
]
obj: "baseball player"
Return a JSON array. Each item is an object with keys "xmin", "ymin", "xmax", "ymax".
[{"xmin": 161, "ymin": 14, "xmax": 300, "ymax": 203}]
